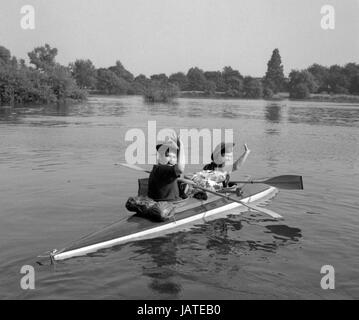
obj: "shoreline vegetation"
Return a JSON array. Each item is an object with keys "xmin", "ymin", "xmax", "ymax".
[{"xmin": 1, "ymin": 44, "xmax": 359, "ymax": 108}]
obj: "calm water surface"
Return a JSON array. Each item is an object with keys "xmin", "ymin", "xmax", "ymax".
[{"xmin": 0, "ymin": 96, "xmax": 358, "ymax": 299}]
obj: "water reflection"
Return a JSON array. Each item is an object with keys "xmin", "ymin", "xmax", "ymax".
[
  {"xmin": 1, "ymin": 100, "xmax": 130, "ymax": 121},
  {"xmin": 129, "ymin": 215, "xmax": 302, "ymax": 297},
  {"xmin": 202, "ymin": 217, "xmax": 302, "ymax": 254},
  {"xmin": 2, "ymin": 97, "xmax": 359, "ymax": 129},
  {"xmin": 221, "ymin": 107, "xmax": 238, "ymax": 119},
  {"xmin": 132, "ymin": 235, "xmax": 185, "ymax": 297},
  {"xmin": 265, "ymin": 128, "xmax": 280, "ymax": 135},
  {"xmin": 265, "ymin": 104, "xmax": 282, "ymax": 123},
  {"xmin": 288, "ymin": 106, "xmax": 359, "ymax": 127},
  {"xmin": 143, "ymin": 101, "xmax": 181, "ymax": 117},
  {"xmin": 0, "ymin": 113, "xmax": 17, "ymax": 122},
  {"xmin": 264, "ymin": 225, "xmax": 302, "ymax": 242}
]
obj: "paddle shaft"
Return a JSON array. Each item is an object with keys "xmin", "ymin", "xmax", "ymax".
[
  {"xmin": 178, "ymin": 178, "xmax": 282, "ymax": 218},
  {"xmin": 119, "ymin": 164, "xmax": 302, "ymax": 190}
]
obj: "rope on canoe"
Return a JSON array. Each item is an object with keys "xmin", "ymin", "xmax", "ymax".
[{"xmin": 50, "ymin": 215, "xmax": 131, "ymax": 257}]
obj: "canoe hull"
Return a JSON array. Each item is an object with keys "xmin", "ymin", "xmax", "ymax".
[{"xmin": 52, "ymin": 184, "xmax": 277, "ymax": 261}]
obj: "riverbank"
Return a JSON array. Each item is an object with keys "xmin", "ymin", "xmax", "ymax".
[
  {"xmin": 178, "ymin": 91, "xmax": 359, "ymax": 103},
  {"xmin": 3, "ymin": 92, "xmax": 359, "ymax": 112}
]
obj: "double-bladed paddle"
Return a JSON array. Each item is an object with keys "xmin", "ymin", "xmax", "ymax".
[
  {"xmin": 116, "ymin": 164, "xmax": 303, "ymax": 190},
  {"xmin": 117, "ymin": 162, "xmax": 283, "ymax": 219}
]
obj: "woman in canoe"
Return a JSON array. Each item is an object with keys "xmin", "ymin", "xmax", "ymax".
[
  {"xmin": 204, "ymin": 142, "xmax": 251, "ymax": 172},
  {"xmin": 192, "ymin": 142, "xmax": 251, "ymax": 189},
  {"xmin": 147, "ymin": 134, "xmax": 185, "ymax": 201}
]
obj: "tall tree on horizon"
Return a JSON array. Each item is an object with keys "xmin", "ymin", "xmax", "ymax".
[
  {"xmin": 0, "ymin": 45, "xmax": 11, "ymax": 64},
  {"xmin": 28, "ymin": 44, "xmax": 58, "ymax": 71},
  {"xmin": 69, "ymin": 59, "xmax": 97, "ymax": 89},
  {"xmin": 264, "ymin": 48, "xmax": 285, "ymax": 93},
  {"xmin": 108, "ymin": 60, "xmax": 134, "ymax": 83},
  {"xmin": 186, "ymin": 67, "xmax": 207, "ymax": 91}
]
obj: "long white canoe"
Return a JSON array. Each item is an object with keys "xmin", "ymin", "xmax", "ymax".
[{"xmin": 46, "ymin": 184, "xmax": 277, "ymax": 262}]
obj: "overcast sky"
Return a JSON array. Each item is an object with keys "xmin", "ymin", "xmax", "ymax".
[{"xmin": 1, "ymin": 0, "xmax": 358, "ymax": 77}]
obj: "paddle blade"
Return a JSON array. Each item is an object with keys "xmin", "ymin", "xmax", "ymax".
[
  {"xmin": 248, "ymin": 205, "xmax": 283, "ymax": 219},
  {"xmin": 264, "ymin": 175, "xmax": 303, "ymax": 190}
]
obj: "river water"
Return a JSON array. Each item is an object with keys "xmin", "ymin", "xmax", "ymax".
[{"xmin": 0, "ymin": 95, "xmax": 358, "ymax": 299}]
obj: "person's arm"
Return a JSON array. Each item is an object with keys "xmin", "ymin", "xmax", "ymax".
[
  {"xmin": 232, "ymin": 143, "xmax": 250, "ymax": 172},
  {"xmin": 177, "ymin": 135, "xmax": 185, "ymax": 173}
]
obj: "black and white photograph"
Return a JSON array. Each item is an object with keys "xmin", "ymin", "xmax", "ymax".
[{"xmin": 0, "ymin": 0, "xmax": 358, "ymax": 303}]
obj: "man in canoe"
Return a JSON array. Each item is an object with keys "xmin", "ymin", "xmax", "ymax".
[{"xmin": 147, "ymin": 134, "xmax": 185, "ymax": 201}]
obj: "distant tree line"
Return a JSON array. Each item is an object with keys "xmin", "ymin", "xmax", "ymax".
[
  {"xmin": 288, "ymin": 63, "xmax": 359, "ymax": 99},
  {"xmin": 1, "ymin": 44, "xmax": 359, "ymax": 106},
  {"xmin": 69, "ymin": 47, "xmax": 359, "ymax": 100}
]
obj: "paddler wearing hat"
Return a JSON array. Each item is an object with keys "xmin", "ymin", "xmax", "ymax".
[
  {"xmin": 148, "ymin": 133, "xmax": 185, "ymax": 201},
  {"xmin": 201, "ymin": 142, "xmax": 251, "ymax": 187}
]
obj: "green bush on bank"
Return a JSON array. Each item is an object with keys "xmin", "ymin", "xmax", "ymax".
[
  {"xmin": 0, "ymin": 44, "xmax": 86, "ymax": 106},
  {"xmin": 144, "ymin": 81, "xmax": 179, "ymax": 103}
]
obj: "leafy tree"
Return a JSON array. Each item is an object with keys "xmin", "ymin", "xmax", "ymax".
[
  {"xmin": 70, "ymin": 59, "xmax": 97, "ymax": 89},
  {"xmin": 96, "ymin": 68, "xmax": 130, "ymax": 94},
  {"xmin": 290, "ymin": 83, "xmax": 310, "ymax": 99},
  {"xmin": 349, "ymin": 74, "xmax": 359, "ymax": 95},
  {"xmin": 108, "ymin": 60, "xmax": 134, "ymax": 82},
  {"xmin": 307, "ymin": 64, "xmax": 329, "ymax": 93},
  {"xmin": 327, "ymin": 65, "xmax": 350, "ymax": 94},
  {"xmin": 264, "ymin": 48, "xmax": 285, "ymax": 93},
  {"xmin": 263, "ymin": 87, "xmax": 274, "ymax": 99},
  {"xmin": 46, "ymin": 64, "xmax": 81, "ymax": 101},
  {"xmin": 222, "ymin": 66, "xmax": 243, "ymax": 96},
  {"xmin": 1, "ymin": 44, "xmax": 85, "ymax": 106},
  {"xmin": 343, "ymin": 63, "xmax": 359, "ymax": 80},
  {"xmin": 243, "ymin": 76, "xmax": 263, "ymax": 98},
  {"xmin": 186, "ymin": 67, "xmax": 207, "ymax": 91},
  {"xmin": 203, "ymin": 80, "xmax": 216, "ymax": 96},
  {"xmin": 204, "ymin": 71, "xmax": 225, "ymax": 92},
  {"xmin": 144, "ymin": 81, "xmax": 179, "ymax": 103},
  {"xmin": 343, "ymin": 63, "xmax": 359, "ymax": 94},
  {"xmin": 1, "ymin": 61, "xmax": 62, "ymax": 105},
  {"xmin": 19, "ymin": 68, "xmax": 55, "ymax": 104},
  {"xmin": 150, "ymin": 73, "xmax": 168, "ymax": 83},
  {"xmin": 169, "ymin": 72, "xmax": 188, "ymax": 90},
  {"xmin": 222, "ymin": 66, "xmax": 242, "ymax": 83},
  {"xmin": 288, "ymin": 70, "xmax": 318, "ymax": 98},
  {"xmin": 135, "ymin": 74, "xmax": 149, "ymax": 84},
  {"xmin": 133, "ymin": 74, "xmax": 150, "ymax": 94},
  {"xmin": 28, "ymin": 44, "xmax": 58, "ymax": 70},
  {"xmin": 0, "ymin": 46, "xmax": 11, "ymax": 64},
  {"xmin": 19, "ymin": 59, "xmax": 26, "ymax": 68}
]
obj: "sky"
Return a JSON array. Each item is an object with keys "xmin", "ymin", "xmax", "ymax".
[{"xmin": 0, "ymin": 0, "xmax": 359, "ymax": 77}]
